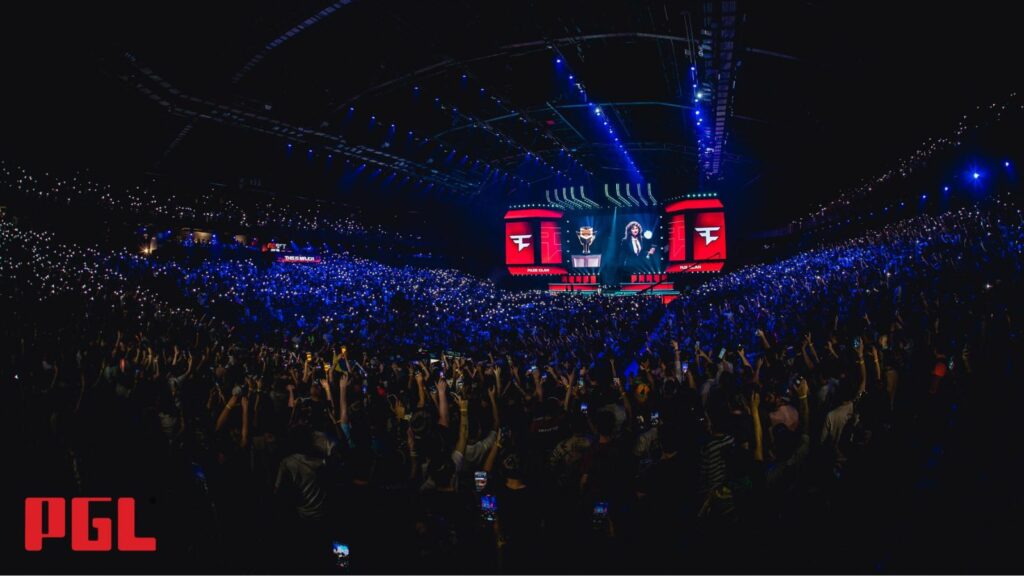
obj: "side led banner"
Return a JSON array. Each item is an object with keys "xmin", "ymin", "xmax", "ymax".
[
  {"xmin": 668, "ymin": 261, "xmax": 725, "ymax": 273},
  {"xmin": 508, "ymin": 265, "xmax": 569, "ymax": 276},
  {"xmin": 668, "ymin": 214, "xmax": 687, "ymax": 261},
  {"xmin": 539, "ymin": 221, "xmax": 563, "ymax": 264},
  {"xmin": 662, "ymin": 195, "xmax": 727, "ymax": 274},
  {"xmin": 692, "ymin": 212, "xmax": 726, "ymax": 261},
  {"xmin": 277, "ymin": 254, "xmax": 321, "ymax": 264},
  {"xmin": 505, "ymin": 221, "xmax": 535, "ymax": 265}
]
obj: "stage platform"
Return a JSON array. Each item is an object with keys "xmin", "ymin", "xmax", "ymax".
[{"xmin": 547, "ymin": 274, "xmax": 679, "ymax": 304}]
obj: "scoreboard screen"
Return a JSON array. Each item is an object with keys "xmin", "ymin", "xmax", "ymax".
[{"xmin": 504, "ymin": 196, "xmax": 725, "ymax": 277}]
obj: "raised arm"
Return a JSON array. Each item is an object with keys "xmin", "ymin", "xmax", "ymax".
[
  {"xmin": 825, "ymin": 340, "xmax": 840, "ymax": 360},
  {"xmin": 869, "ymin": 346, "xmax": 882, "ymax": 382},
  {"xmin": 216, "ymin": 393, "xmax": 238, "ymax": 432},
  {"xmin": 750, "ymin": 391, "xmax": 763, "ymax": 462},
  {"xmin": 437, "ymin": 378, "xmax": 450, "ymax": 428},
  {"xmin": 614, "ymin": 376, "xmax": 632, "ymax": 420},
  {"xmin": 488, "ymin": 384, "xmax": 501, "ymax": 432},
  {"xmin": 406, "ymin": 425, "xmax": 419, "ymax": 483},
  {"xmin": 670, "ymin": 340, "xmax": 683, "ymax": 382},
  {"xmin": 482, "ymin": 429, "xmax": 503, "ymax": 473},
  {"xmin": 563, "ymin": 367, "xmax": 576, "ymax": 411},
  {"xmin": 855, "ymin": 338, "xmax": 867, "ymax": 396},
  {"xmin": 414, "ymin": 367, "xmax": 426, "ymax": 408},
  {"xmin": 330, "ymin": 348, "xmax": 342, "ymax": 375},
  {"xmin": 793, "ymin": 376, "xmax": 810, "ymax": 436},
  {"xmin": 455, "ymin": 394, "xmax": 469, "ymax": 456},
  {"xmin": 738, "ymin": 347, "xmax": 753, "ymax": 371},
  {"xmin": 286, "ymin": 381, "xmax": 297, "ymax": 409},
  {"xmin": 801, "ymin": 334, "xmax": 816, "ymax": 370},
  {"xmin": 341, "ymin": 346, "xmax": 353, "ymax": 375},
  {"xmin": 240, "ymin": 394, "xmax": 250, "ymax": 449},
  {"xmin": 507, "ymin": 355, "xmax": 522, "ymax": 389},
  {"xmin": 338, "ymin": 372, "xmax": 350, "ymax": 426}
]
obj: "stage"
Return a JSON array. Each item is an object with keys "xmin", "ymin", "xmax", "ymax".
[{"xmin": 546, "ymin": 274, "xmax": 680, "ymax": 304}]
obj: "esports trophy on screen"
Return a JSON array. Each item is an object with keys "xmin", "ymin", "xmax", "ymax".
[
  {"xmin": 620, "ymin": 220, "xmax": 655, "ymax": 272},
  {"xmin": 572, "ymin": 225, "xmax": 601, "ymax": 268},
  {"xmin": 577, "ymin": 226, "xmax": 596, "ymax": 254}
]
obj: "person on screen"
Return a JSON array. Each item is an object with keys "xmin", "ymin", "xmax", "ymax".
[{"xmin": 620, "ymin": 221, "xmax": 655, "ymax": 271}]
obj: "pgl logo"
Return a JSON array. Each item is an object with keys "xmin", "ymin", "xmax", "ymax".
[{"xmin": 25, "ymin": 497, "xmax": 157, "ymax": 552}]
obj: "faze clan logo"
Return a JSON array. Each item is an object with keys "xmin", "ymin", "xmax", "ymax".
[
  {"xmin": 509, "ymin": 234, "xmax": 532, "ymax": 252},
  {"xmin": 694, "ymin": 226, "xmax": 721, "ymax": 246}
]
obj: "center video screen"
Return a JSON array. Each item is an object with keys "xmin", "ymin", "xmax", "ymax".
[{"xmin": 567, "ymin": 209, "xmax": 663, "ymax": 283}]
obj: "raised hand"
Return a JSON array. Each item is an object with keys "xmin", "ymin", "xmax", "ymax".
[{"xmin": 792, "ymin": 376, "xmax": 809, "ymax": 399}]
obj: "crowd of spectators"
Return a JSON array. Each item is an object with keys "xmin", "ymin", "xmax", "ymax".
[
  {"xmin": 2, "ymin": 203, "xmax": 1022, "ymax": 572},
  {"xmin": 0, "ymin": 160, "xmax": 419, "ymax": 241}
]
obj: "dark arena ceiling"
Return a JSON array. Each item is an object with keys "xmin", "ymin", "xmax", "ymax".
[{"xmin": 2, "ymin": 1, "xmax": 1019, "ymax": 239}]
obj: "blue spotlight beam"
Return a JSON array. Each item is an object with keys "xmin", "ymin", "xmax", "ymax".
[{"xmin": 552, "ymin": 49, "xmax": 643, "ymax": 180}]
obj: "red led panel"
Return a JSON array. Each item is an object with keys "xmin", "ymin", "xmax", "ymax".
[
  {"xmin": 539, "ymin": 221, "xmax": 563, "ymax": 264},
  {"xmin": 668, "ymin": 214, "xmax": 687, "ymax": 261},
  {"xmin": 692, "ymin": 212, "xmax": 726, "ymax": 261},
  {"xmin": 505, "ymin": 221, "xmax": 535, "ymax": 265},
  {"xmin": 664, "ymin": 198, "xmax": 724, "ymax": 213},
  {"xmin": 503, "ymin": 208, "xmax": 564, "ymax": 220}
]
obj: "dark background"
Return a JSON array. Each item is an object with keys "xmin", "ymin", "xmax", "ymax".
[
  {"xmin": 2, "ymin": 1, "xmax": 1020, "ymax": 276},
  {"xmin": 1, "ymin": 2, "xmax": 1022, "ymax": 573}
]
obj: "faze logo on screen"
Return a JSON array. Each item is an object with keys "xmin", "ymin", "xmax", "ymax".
[
  {"xmin": 694, "ymin": 227, "xmax": 721, "ymax": 245},
  {"xmin": 509, "ymin": 234, "xmax": 532, "ymax": 251}
]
